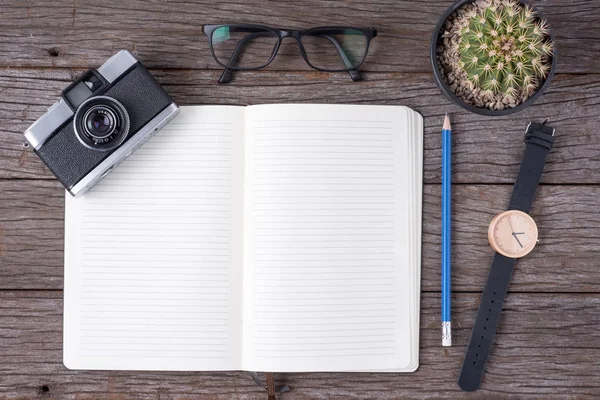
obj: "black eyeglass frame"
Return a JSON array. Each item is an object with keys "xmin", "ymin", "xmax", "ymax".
[{"xmin": 202, "ymin": 24, "xmax": 377, "ymax": 83}]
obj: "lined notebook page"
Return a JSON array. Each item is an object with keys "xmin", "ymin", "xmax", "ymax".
[
  {"xmin": 242, "ymin": 104, "xmax": 413, "ymax": 372},
  {"xmin": 64, "ymin": 106, "xmax": 244, "ymax": 370}
]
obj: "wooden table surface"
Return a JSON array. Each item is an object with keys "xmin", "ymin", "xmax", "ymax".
[{"xmin": 1, "ymin": 1, "xmax": 600, "ymax": 399}]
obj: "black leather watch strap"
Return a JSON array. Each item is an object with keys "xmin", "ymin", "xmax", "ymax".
[
  {"xmin": 458, "ymin": 253, "xmax": 516, "ymax": 391},
  {"xmin": 458, "ymin": 122, "xmax": 555, "ymax": 392},
  {"xmin": 508, "ymin": 122, "xmax": 555, "ymax": 213}
]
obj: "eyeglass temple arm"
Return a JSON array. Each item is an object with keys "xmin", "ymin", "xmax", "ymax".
[
  {"xmin": 320, "ymin": 34, "xmax": 363, "ymax": 82},
  {"xmin": 219, "ymin": 31, "xmax": 276, "ymax": 84}
]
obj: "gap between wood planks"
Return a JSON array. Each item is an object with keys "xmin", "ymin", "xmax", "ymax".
[
  {"xmin": 3, "ymin": 178, "xmax": 600, "ymax": 187},
  {"xmin": 1, "ymin": 289, "xmax": 599, "ymax": 294},
  {"xmin": 2, "ymin": 65, "xmax": 600, "ymax": 75}
]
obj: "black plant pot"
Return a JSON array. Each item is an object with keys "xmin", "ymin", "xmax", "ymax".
[{"xmin": 430, "ymin": 0, "xmax": 557, "ymax": 116}]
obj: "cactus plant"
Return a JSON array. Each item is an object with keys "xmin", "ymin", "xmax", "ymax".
[{"xmin": 457, "ymin": 0, "xmax": 553, "ymax": 99}]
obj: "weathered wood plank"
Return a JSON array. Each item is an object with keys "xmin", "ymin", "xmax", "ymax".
[
  {"xmin": 1, "ymin": 291, "xmax": 598, "ymax": 399},
  {"xmin": 0, "ymin": 180, "xmax": 64, "ymax": 290},
  {"xmin": 0, "ymin": 0, "xmax": 597, "ymax": 74},
  {"xmin": 2, "ymin": 179, "xmax": 599, "ymax": 292},
  {"xmin": 2, "ymin": 69, "xmax": 600, "ymax": 183}
]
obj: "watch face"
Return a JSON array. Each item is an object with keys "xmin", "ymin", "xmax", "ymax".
[{"xmin": 488, "ymin": 210, "xmax": 538, "ymax": 258}]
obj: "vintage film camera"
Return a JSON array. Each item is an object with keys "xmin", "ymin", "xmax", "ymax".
[{"xmin": 24, "ymin": 50, "xmax": 179, "ymax": 196}]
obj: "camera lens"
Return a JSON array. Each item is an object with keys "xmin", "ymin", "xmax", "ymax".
[
  {"xmin": 85, "ymin": 107, "xmax": 116, "ymax": 138},
  {"xmin": 74, "ymin": 96, "xmax": 130, "ymax": 151}
]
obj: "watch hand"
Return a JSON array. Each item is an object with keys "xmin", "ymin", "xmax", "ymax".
[
  {"xmin": 512, "ymin": 232, "xmax": 524, "ymax": 248},
  {"xmin": 507, "ymin": 216, "xmax": 515, "ymax": 233},
  {"xmin": 513, "ymin": 232, "xmax": 525, "ymax": 235}
]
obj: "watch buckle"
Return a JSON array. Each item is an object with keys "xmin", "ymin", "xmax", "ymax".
[
  {"xmin": 540, "ymin": 118, "xmax": 555, "ymax": 136},
  {"xmin": 524, "ymin": 120, "xmax": 555, "ymax": 148},
  {"xmin": 524, "ymin": 122, "xmax": 531, "ymax": 143}
]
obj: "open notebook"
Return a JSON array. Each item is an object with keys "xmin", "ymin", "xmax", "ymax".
[{"xmin": 64, "ymin": 104, "xmax": 423, "ymax": 373}]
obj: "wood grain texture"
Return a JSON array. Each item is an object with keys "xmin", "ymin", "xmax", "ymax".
[
  {"xmin": 1, "ymin": 291, "xmax": 599, "ymax": 400},
  {"xmin": 1, "ymin": 0, "xmax": 600, "ymax": 398},
  {"xmin": 2, "ymin": 179, "xmax": 600, "ymax": 292},
  {"xmin": 0, "ymin": 0, "xmax": 597, "ymax": 74},
  {"xmin": 2, "ymin": 69, "xmax": 600, "ymax": 183},
  {"xmin": 0, "ymin": 180, "xmax": 64, "ymax": 289}
]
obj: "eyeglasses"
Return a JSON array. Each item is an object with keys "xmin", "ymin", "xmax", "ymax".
[{"xmin": 202, "ymin": 24, "xmax": 377, "ymax": 84}]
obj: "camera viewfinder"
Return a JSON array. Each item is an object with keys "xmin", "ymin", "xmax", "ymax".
[{"xmin": 62, "ymin": 69, "xmax": 109, "ymax": 110}]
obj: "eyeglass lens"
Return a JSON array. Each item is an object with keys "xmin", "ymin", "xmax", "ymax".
[
  {"xmin": 301, "ymin": 28, "xmax": 368, "ymax": 71},
  {"xmin": 211, "ymin": 26, "xmax": 279, "ymax": 69}
]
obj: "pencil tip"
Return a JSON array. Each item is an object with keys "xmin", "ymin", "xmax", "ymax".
[{"xmin": 443, "ymin": 114, "xmax": 451, "ymax": 130}]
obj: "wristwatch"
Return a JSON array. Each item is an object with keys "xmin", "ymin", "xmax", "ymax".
[{"xmin": 458, "ymin": 121, "xmax": 555, "ymax": 391}]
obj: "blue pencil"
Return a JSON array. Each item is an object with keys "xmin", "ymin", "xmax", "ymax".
[{"xmin": 442, "ymin": 114, "xmax": 452, "ymax": 347}]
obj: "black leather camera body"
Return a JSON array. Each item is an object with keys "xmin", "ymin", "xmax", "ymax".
[{"xmin": 24, "ymin": 50, "xmax": 179, "ymax": 196}]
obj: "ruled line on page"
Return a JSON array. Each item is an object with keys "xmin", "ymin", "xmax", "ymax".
[
  {"xmin": 81, "ymin": 290, "xmax": 230, "ymax": 296},
  {"xmin": 79, "ymin": 323, "xmax": 230, "ymax": 329},
  {"xmin": 81, "ymin": 299, "xmax": 227, "ymax": 309},
  {"xmin": 81, "ymin": 269, "xmax": 229, "ymax": 275},
  {"xmin": 80, "ymin": 333, "xmax": 228, "ymax": 339},
  {"xmin": 252, "ymin": 332, "xmax": 396, "ymax": 339},
  {"xmin": 79, "ymin": 348, "xmax": 230, "ymax": 353},
  {"xmin": 252, "ymin": 139, "xmax": 394, "ymax": 144},
  {"xmin": 79, "ymin": 316, "xmax": 230, "ymax": 322},
  {"xmin": 76, "ymin": 355, "xmax": 229, "ymax": 359}
]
